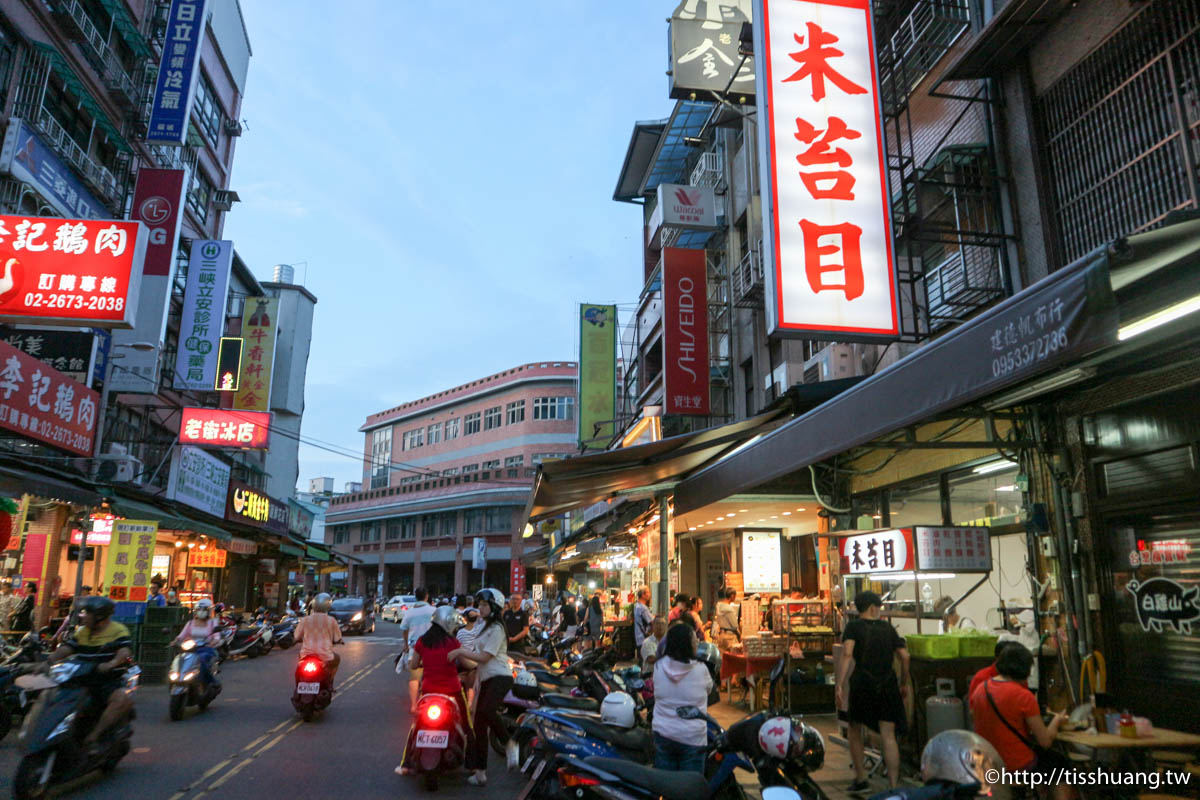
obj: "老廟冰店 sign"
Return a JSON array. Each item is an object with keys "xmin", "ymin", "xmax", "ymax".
[
  {"xmin": 0, "ymin": 216, "xmax": 146, "ymax": 327},
  {"xmin": 756, "ymin": 0, "xmax": 898, "ymax": 339},
  {"xmin": 179, "ymin": 407, "xmax": 270, "ymax": 449}
]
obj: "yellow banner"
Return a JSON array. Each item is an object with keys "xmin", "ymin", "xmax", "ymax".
[
  {"xmin": 233, "ymin": 296, "xmax": 278, "ymax": 411},
  {"xmin": 579, "ymin": 304, "xmax": 617, "ymax": 449},
  {"xmin": 103, "ymin": 520, "xmax": 159, "ymax": 602}
]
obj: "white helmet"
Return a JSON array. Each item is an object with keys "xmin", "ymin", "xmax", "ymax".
[
  {"xmin": 477, "ymin": 588, "xmax": 505, "ymax": 607},
  {"xmin": 601, "ymin": 691, "xmax": 636, "ymax": 729},
  {"xmin": 515, "ymin": 670, "xmax": 537, "ymax": 688},
  {"xmin": 758, "ymin": 716, "xmax": 794, "ymax": 759},
  {"xmin": 432, "ymin": 605, "xmax": 460, "ymax": 634},
  {"xmin": 194, "ymin": 598, "xmax": 213, "ymax": 620}
]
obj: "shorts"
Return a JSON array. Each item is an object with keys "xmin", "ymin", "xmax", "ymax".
[{"xmin": 847, "ymin": 671, "xmax": 907, "ymax": 735}]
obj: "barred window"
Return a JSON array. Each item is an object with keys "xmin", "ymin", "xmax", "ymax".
[
  {"xmin": 506, "ymin": 400, "xmax": 526, "ymax": 424},
  {"xmin": 533, "ymin": 396, "xmax": 574, "ymax": 420},
  {"xmin": 484, "ymin": 406, "xmax": 502, "ymax": 430},
  {"xmin": 464, "ymin": 412, "xmax": 481, "ymax": 435}
]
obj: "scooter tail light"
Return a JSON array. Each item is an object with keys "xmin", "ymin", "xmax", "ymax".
[
  {"xmin": 301, "ymin": 659, "xmax": 321, "ymax": 675},
  {"xmin": 558, "ymin": 769, "xmax": 602, "ymax": 788},
  {"xmin": 424, "ymin": 702, "xmax": 443, "ymax": 722}
]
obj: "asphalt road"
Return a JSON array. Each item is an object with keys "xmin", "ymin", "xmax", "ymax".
[{"xmin": 0, "ymin": 620, "xmax": 528, "ymax": 799}]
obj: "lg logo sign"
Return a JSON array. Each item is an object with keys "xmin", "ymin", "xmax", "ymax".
[{"xmin": 139, "ymin": 195, "xmax": 173, "ymax": 244}]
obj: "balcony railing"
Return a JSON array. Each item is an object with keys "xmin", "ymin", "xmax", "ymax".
[
  {"xmin": 878, "ymin": 0, "xmax": 970, "ymax": 106},
  {"xmin": 690, "ymin": 151, "xmax": 723, "ymax": 188},
  {"xmin": 53, "ymin": 0, "xmax": 108, "ymax": 64},
  {"xmin": 28, "ymin": 107, "xmax": 118, "ymax": 201},
  {"xmin": 102, "ymin": 49, "xmax": 140, "ymax": 109},
  {"xmin": 732, "ymin": 245, "xmax": 764, "ymax": 308},
  {"xmin": 147, "ymin": 143, "xmax": 199, "ymax": 172}
]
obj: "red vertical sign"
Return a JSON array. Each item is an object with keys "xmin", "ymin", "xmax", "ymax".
[
  {"xmin": 130, "ymin": 169, "xmax": 186, "ymax": 276},
  {"xmin": 510, "ymin": 558, "xmax": 526, "ymax": 595},
  {"xmin": 662, "ymin": 248, "xmax": 710, "ymax": 415}
]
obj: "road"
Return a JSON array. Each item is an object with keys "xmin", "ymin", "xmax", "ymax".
[{"xmin": 0, "ymin": 620, "xmax": 528, "ymax": 799}]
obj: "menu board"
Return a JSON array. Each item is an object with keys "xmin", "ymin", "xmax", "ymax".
[
  {"xmin": 742, "ymin": 531, "xmax": 782, "ymax": 594},
  {"xmin": 724, "ymin": 571, "xmax": 744, "ymax": 597},
  {"xmin": 914, "ymin": 526, "xmax": 992, "ymax": 572}
]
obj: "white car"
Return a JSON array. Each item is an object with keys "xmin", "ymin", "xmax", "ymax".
[{"xmin": 381, "ymin": 594, "xmax": 417, "ymax": 622}]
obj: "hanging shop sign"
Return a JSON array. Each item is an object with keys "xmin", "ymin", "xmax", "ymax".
[
  {"xmin": 0, "ymin": 338, "xmax": 99, "ymax": 456},
  {"xmin": 654, "ymin": 184, "xmax": 719, "ymax": 231},
  {"xmin": 266, "ymin": 497, "xmax": 289, "ymax": 535},
  {"xmin": 214, "ymin": 337, "xmax": 242, "ymax": 391},
  {"xmin": 1126, "ymin": 577, "xmax": 1200, "ymax": 635},
  {"xmin": 840, "ymin": 528, "xmax": 913, "ymax": 575},
  {"xmin": 146, "ymin": 0, "xmax": 209, "ymax": 145},
  {"xmin": 174, "ymin": 239, "xmax": 233, "ymax": 390},
  {"xmin": 178, "ymin": 407, "xmax": 271, "ymax": 449},
  {"xmin": 21, "ymin": 532, "xmax": 52, "ymax": 607},
  {"xmin": 662, "ymin": 247, "xmax": 711, "ymax": 415},
  {"xmin": 103, "ymin": 520, "xmax": 159, "ymax": 602},
  {"xmin": 472, "ymin": 537, "xmax": 487, "ymax": 570},
  {"xmin": 668, "ymin": 0, "xmax": 755, "ymax": 100},
  {"xmin": 167, "ymin": 445, "xmax": 231, "ymax": 519},
  {"xmin": 742, "ymin": 530, "xmax": 782, "ymax": 594},
  {"xmin": 189, "ymin": 548, "xmax": 227, "ymax": 569},
  {"xmin": 0, "ymin": 118, "xmax": 108, "ymax": 220},
  {"xmin": 579, "ymin": 303, "xmax": 617, "ymax": 449},
  {"xmin": 70, "ymin": 514, "xmax": 115, "ymax": 546},
  {"xmin": 913, "ymin": 526, "xmax": 992, "ymax": 573},
  {"xmin": 0, "ymin": 326, "xmax": 97, "ymax": 386},
  {"xmin": 1129, "ymin": 539, "xmax": 1191, "ymax": 567},
  {"xmin": 511, "ymin": 559, "xmax": 526, "ymax": 595},
  {"xmin": 225, "ymin": 480, "xmax": 286, "ymax": 534},
  {"xmin": 755, "ymin": 0, "xmax": 898, "ymax": 339},
  {"xmin": 226, "ymin": 536, "xmax": 257, "ymax": 555},
  {"xmin": 233, "ymin": 297, "xmax": 278, "ymax": 411},
  {"xmin": 289, "ymin": 499, "xmax": 315, "ymax": 540},
  {"xmin": 0, "ymin": 215, "xmax": 145, "ymax": 328},
  {"xmin": 110, "ymin": 168, "xmax": 188, "ymax": 393}
]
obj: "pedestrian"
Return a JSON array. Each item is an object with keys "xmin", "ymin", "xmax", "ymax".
[
  {"xmin": 147, "ymin": 581, "xmax": 167, "ymax": 608},
  {"xmin": 970, "ymin": 643, "xmax": 1069, "ymax": 800},
  {"xmin": 165, "ymin": 588, "xmax": 182, "ymax": 607},
  {"xmin": 449, "ymin": 588, "xmax": 513, "ymax": 786},
  {"xmin": 397, "ymin": 588, "xmax": 435, "ymax": 714},
  {"xmin": 641, "ymin": 616, "xmax": 667, "ymax": 669},
  {"xmin": 8, "ymin": 581, "xmax": 36, "ymax": 632},
  {"xmin": 632, "ymin": 587, "xmax": 653, "ymax": 651},
  {"xmin": 968, "ymin": 640, "xmax": 1026, "ymax": 702},
  {"xmin": 714, "ymin": 587, "xmax": 741, "ymax": 650},
  {"xmin": 583, "ymin": 592, "xmax": 605, "ymax": 649},
  {"xmin": 456, "ymin": 605, "xmax": 482, "ymax": 706},
  {"xmin": 668, "ymin": 593, "xmax": 689, "ymax": 623},
  {"xmin": 503, "ymin": 593, "xmax": 530, "ymax": 655},
  {"xmin": 836, "ymin": 591, "xmax": 910, "ymax": 793},
  {"xmin": 687, "ymin": 595, "xmax": 708, "ymax": 642},
  {"xmin": 0, "ymin": 581, "xmax": 17, "ymax": 628},
  {"xmin": 556, "ymin": 591, "xmax": 578, "ymax": 639},
  {"xmin": 651, "ymin": 622, "xmax": 712, "ymax": 773}
]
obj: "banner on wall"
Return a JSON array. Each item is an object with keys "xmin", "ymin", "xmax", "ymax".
[
  {"xmin": 174, "ymin": 239, "xmax": 233, "ymax": 390},
  {"xmin": 233, "ymin": 297, "xmax": 278, "ymax": 411},
  {"xmin": 103, "ymin": 520, "xmax": 159, "ymax": 601},
  {"xmin": 662, "ymin": 247, "xmax": 710, "ymax": 415},
  {"xmin": 578, "ymin": 303, "xmax": 616, "ymax": 449}
]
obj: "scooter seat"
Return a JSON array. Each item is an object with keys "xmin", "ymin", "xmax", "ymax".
[
  {"xmin": 584, "ymin": 757, "xmax": 710, "ymax": 800},
  {"xmin": 530, "ymin": 670, "xmax": 578, "ymax": 687},
  {"xmin": 569, "ymin": 718, "xmax": 650, "ymax": 753},
  {"xmin": 542, "ymin": 694, "xmax": 599, "ymax": 711}
]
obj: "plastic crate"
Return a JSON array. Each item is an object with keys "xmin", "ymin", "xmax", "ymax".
[
  {"xmin": 139, "ymin": 664, "xmax": 169, "ymax": 685},
  {"xmin": 138, "ymin": 642, "xmax": 173, "ymax": 667},
  {"xmin": 144, "ymin": 606, "xmax": 188, "ymax": 626},
  {"xmin": 114, "ymin": 602, "xmax": 145, "ymax": 623},
  {"xmin": 905, "ymin": 634, "xmax": 959, "ymax": 659},
  {"xmin": 955, "ymin": 635, "xmax": 998, "ymax": 658}
]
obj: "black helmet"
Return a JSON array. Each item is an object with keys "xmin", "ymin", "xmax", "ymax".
[{"xmin": 79, "ymin": 595, "xmax": 115, "ymax": 621}]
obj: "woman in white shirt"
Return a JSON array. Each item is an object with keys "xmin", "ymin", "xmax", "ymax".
[
  {"xmin": 652, "ymin": 623, "xmax": 713, "ymax": 773},
  {"xmin": 449, "ymin": 589, "xmax": 512, "ymax": 786}
]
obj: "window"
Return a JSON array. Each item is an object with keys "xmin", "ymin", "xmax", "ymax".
[
  {"xmin": 533, "ymin": 396, "xmax": 575, "ymax": 420},
  {"xmin": 0, "ymin": 23, "xmax": 16, "ymax": 111},
  {"xmin": 402, "ymin": 428, "xmax": 424, "ymax": 450},
  {"xmin": 427, "ymin": 422, "xmax": 442, "ymax": 444},
  {"xmin": 440, "ymin": 513, "xmax": 456, "ymax": 538},
  {"xmin": 386, "ymin": 521, "xmax": 401, "ymax": 540},
  {"xmin": 464, "ymin": 508, "xmax": 485, "ymax": 534},
  {"xmin": 421, "ymin": 515, "xmax": 438, "ymax": 538},
  {"xmin": 484, "ymin": 406, "xmax": 502, "ymax": 430},
  {"xmin": 482, "ymin": 459, "xmax": 501, "ymax": 470},
  {"xmin": 949, "ymin": 465, "xmax": 1022, "ymax": 527},
  {"xmin": 888, "ymin": 481, "xmax": 944, "ymax": 529},
  {"xmin": 370, "ymin": 428, "xmax": 392, "ymax": 489},
  {"xmin": 505, "ymin": 455, "xmax": 524, "ymax": 467},
  {"xmin": 445, "ymin": 417, "xmax": 460, "ymax": 440},
  {"xmin": 442, "ymin": 466, "xmax": 460, "ymax": 476},
  {"xmin": 187, "ymin": 168, "xmax": 214, "ymax": 224},
  {"xmin": 464, "ymin": 412, "xmax": 481, "ymax": 435},
  {"xmin": 362, "ymin": 522, "xmax": 381, "ymax": 542},
  {"xmin": 194, "ymin": 72, "xmax": 223, "ymax": 143},
  {"xmin": 485, "ymin": 507, "xmax": 512, "ymax": 532},
  {"xmin": 506, "ymin": 400, "xmax": 526, "ymax": 425},
  {"xmin": 333, "ymin": 527, "xmax": 349, "ymax": 545},
  {"xmin": 462, "ymin": 464, "xmax": 479, "ymax": 473},
  {"xmin": 401, "ymin": 519, "xmax": 417, "ymax": 540}
]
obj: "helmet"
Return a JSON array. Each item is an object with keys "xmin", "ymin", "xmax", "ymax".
[
  {"xmin": 78, "ymin": 595, "xmax": 115, "ymax": 621},
  {"xmin": 476, "ymin": 588, "xmax": 505, "ymax": 607},
  {"xmin": 757, "ymin": 717, "xmax": 825, "ymax": 771},
  {"xmin": 515, "ymin": 670, "xmax": 537, "ymax": 688},
  {"xmin": 696, "ymin": 641, "xmax": 722, "ymax": 673},
  {"xmin": 313, "ymin": 593, "xmax": 333, "ymax": 613},
  {"xmin": 432, "ymin": 605, "xmax": 460, "ymax": 634},
  {"xmin": 194, "ymin": 598, "xmax": 214, "ymax": 620},
  {"xmin": 921, "ymin": 730, "xmax": 1006, "ymax": 797},
  {"xmin": 600, "ymin": 691, "xmax": 636, "ymax": 729}
]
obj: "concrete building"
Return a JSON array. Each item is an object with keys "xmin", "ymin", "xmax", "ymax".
[{"xmin": 326, "ymin": 362, "xmax": 579, "ymax": 597}]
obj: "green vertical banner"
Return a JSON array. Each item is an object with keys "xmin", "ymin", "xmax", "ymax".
[{"xmin": 579, "ymin": 303, "xmax": 617, "ymax": 450}]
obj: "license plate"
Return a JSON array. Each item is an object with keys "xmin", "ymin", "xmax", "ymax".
[
  {"xmin": 517, "ymin": 759, "xmax": 548, "ymax": 800},
  {"xmin": 297, "ymin": 682, "xmax": 321, "ymax": 695},
  {"xmin": 415, "ymin": 730, "xmax": 449, "ymax": 749}
]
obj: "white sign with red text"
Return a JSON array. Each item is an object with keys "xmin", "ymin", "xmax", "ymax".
[
  {"xmin": 755, "ymin": 0, "xmax": 898, "ymax": 339},
  {"xmin": 656, "ymin": 183, "xmax": 718, "ymax": 230}
]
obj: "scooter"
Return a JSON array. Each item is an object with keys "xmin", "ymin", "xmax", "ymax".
[
  {"xmin": 272, "ymin": 612, "xmax": 298, "ymax": 649},
  {"xmin": 168, "ymin": 637, "xmax": 221, "ymax": 720},
  {"xmin": 405, "ymin": 692, "xmax": 469, "ymax": 791},
  {"xmin": 291, "ymin": 653, "xmax": 334, "ymax": 722},
  {"xmin": 0, "ymin": 629, "xmax": 50, "ymax": 739},
  {"xmin": 225, "ymin": 616, "xmax": 269, "ymax": 659},
  {"xmin": 254, "ymin": 615, "xmax": 274, "ymax": 656},
  {"xmin": 12, "ymin": 657, "xmax": 140, "ymax": 800}
]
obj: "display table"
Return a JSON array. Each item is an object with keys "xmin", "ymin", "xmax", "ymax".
[
  {"xmin": 1058, "ymin": 729, "xmax": 1200, "ymax": 750},
  {"xmin": 719, "ymin": 650, "xmax": 780, "ymax": 710}
]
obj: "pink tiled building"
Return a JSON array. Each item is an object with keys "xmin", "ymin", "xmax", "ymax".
[{"xmin": 325, "ymin": 362, "xmax": 579, "ymax": 596}]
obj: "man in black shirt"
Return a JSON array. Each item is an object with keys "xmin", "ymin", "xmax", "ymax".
[
  {"xmin": 503, "ymin": 593, "xmax": 530, "ymax": 655},
  {"xmin": 836, "ymin": 591, "xmax": 910, "ymax": 794}
]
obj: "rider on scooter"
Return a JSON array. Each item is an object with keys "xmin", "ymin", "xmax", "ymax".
[
  {"xmin": 396, "ymin": 605, "xmax": 465, "ymax": 776},
  {"xmin": 172, "ymin": 598, "xmax": 222, "ymax": 687},
  {"xmin": 295, "ymin": 592, "xmax": 342, "ymax": 682},
  {"xmin": 46, "ymin": 595, "xmax": 135, "ymax": 753}
]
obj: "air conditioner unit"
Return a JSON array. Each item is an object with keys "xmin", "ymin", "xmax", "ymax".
[
  {"xmin": 95, "ymin": 453, "xmax": 143, "ymax": 486},
  {"xmin": 212, "ymin": 189, "xmax": 240, "ymax": 212},
  {"xmin": 802, "ymin": 343, "xmax": 858, "ymax": 383},
  {"xmin": 224, "ymin": 118, "xmax": 244, "ymax": 137}
]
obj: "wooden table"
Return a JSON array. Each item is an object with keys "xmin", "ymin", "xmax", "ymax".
[
  {"xmin": 1058, "ymin": 729, "xmax": 1200, "ymax": 750},
  {"xmin": 719, "ymin": 651, "xmax": 779, "ymax": 710}
]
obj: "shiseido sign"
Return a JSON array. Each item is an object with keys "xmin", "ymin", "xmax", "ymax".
[
  {"xmin": 656, "ymin": 183, "xmax": 718, "ymax": 230},
  {"xmin": 662, "ymin": 248, "xmax": 710, "ymax": 415}
]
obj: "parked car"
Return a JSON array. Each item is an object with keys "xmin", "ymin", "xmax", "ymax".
[
  {"xmin": 329, "ymin": 596, "xmax": 375, "ymax": 634},
  {"xmin": 381, "ymin": 594, "xmax": 417, "ymax": 623}
]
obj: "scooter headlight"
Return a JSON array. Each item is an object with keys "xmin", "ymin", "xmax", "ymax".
[
  {"xmin": 49, "ymin": 711, "xmax": 76, "ymax": 740},
  {"xmin": 183, "ymin": 670, "xmax": 199, "ymax": 682},
  {"xmin": 181, "ymin": 639, "xmax": 196, "ymax": 651},
  {"xmin": 169, "ymin": 671, "xmax": 180, "ymax": 682}
]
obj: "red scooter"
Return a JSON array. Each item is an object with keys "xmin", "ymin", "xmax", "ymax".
[
  {"xmin": 292, "ymin": 654, "xmax": 334, "ymax": 722},
  {"xmin": 407, "ymin": 693, "xmax": 468, "ymax": 791}
]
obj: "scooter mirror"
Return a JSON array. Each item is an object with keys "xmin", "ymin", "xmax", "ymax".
[{"xmin": 676, "ymin": 706, "xmax": 702, "ymax": 720}]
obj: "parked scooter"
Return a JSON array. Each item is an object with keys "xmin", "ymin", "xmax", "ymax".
[
  {"xmin": 0, "ymin": 629, "xmax": 50, "ymax": 740},
  {"xmin": 405, "ymin": 692, "xmax": 469, "ymax": 791},
  {"xmin": 12, "ymin": 657, "xmax": 141, "ymax": 799},
  {"xmin": 272, "ymin": 611, "xmax": 299, "ymax": 650},
  {"xmin": 223, "ymin": 614, "xmax": 270, "ymax": 659},
  {"xmin": 291, "ymin": 653, "xmax": 334, "ymax": 722},
  {"xmin": 168, "ymin": 637, "xmax": 221, "ymax": 720}
]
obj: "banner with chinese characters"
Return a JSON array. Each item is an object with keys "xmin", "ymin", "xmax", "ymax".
[
  {"xmin": 233, "ymin": 297, "xmax": 277, "ymax": 411},
  {"xmin": 669, "ymin": 1, "xmax": 755, "ymax": 101},
  {"xmin": 0, "ymin": 338, "xmax": 99, "ymax": 455},
  {"xmin": 178, "ymin": 407, "xmax": 270, "ymax": 449},
  {"xmin": 0, "ymin": 118, "xmax": 108, "ymax": 219},
  {"xmin": 225, "ymin": 479, "xmax": 277, "ymax": 530},
  {"xmin": 174, "ymin": 240, "xmax": 233, "ymax": 390},
  {"xmin": 104, "ymin": 520, "xmax": 159, "ymax": 602},
  {"xmin": 0, "ymin": 215, "xmax": 145, "ymax": 328},
  {"xmin": 755, "ymin": 0, "xmax": 899, "ymax": 339},
  {"xmin": 167, "ymin": 445, "xmax": 231, "ymax": 518},
  {"xmin": 578, "ymin": 304, "xmax": 616, "ymax": 449},
  {"xmin": 146, "ymin": 0, "xmax": 208, "ymax": 145},
  {"xmin": 840, "ymin": 529, "xmax": 914, "ymax": 575},
  {"xmin": 662, "ymin": 248, "xmax": 710, "ymax": 415},
  {"xmin": 188, "ymin": 548, "xmax": 227, "ymax": 569},
  {"xmin": 0, "ymin": 326, "xmax": 97, "ymax": 386},
  {"xmin": 913, "ymin": 526, "xmax": 992, "ymax": 573}
]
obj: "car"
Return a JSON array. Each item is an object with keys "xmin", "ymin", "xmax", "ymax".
[
  {"xmin": 381, "ymin": 594, "xmax": 417, "ymax": 623},
  {"xmin": 329, "ymin": 596, "xmax": 375, "ymax": 635}
]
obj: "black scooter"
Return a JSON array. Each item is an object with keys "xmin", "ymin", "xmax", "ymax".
[
  {"xmin": 272, "ymin": 612, "xmax": 298, "ymax": 650},
  {"xmin": 13, "ymin": 656, "xmax": 140, "ymax": 799},
  {"xmin": 168, "ymin": 638, "xmax": 221, "ymax": 720},
  {"xmin": 406, "ymin": 692, "xmax": 468, "ymax": 791},
  {"xmin": 0, "ymin": 629, "xmax": 50, "ymax": 739},
  {"xmin": 291, "ymin": 652, "xmax": 334, "ymax": 722}
]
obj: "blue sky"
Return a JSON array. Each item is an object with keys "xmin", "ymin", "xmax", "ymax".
[{"xmin": 223, "ymin": 2, "xmax": 672, "ymax": 491}]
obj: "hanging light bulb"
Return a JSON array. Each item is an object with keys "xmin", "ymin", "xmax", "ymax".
[{"xmin": 174, "ymin": 540, "xmax": 183, "ymax": 549}]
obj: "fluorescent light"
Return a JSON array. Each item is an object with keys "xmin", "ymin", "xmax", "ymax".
[
  {"xmin": 1118, "ymin": 293, "xmax": 1200, "ymax": 341},
  {"xmin": 866, "ymin": 572, "xmax": 958, "ymax": 581},
  {"xmin": 689, "ymin": 527, "xmax": 696, "ymax": 531},
  {"xmin": 994, "ymin": 484, "xmax": 1018, "ymax": 492},
  {"xmin": 726, "ymin": 513, "xmax": 736, "ymax": 517},
  {"xmin": 982, "ymin": 367, "xmax": 1095, "ymax": 410},
  {"xmin": 973, "ymin": 460, "xmax": 1015, "ymax": 475},
  {"xmin": 738, "ymin": 509, "xmax": 749, "ymax": 513},
  {"xmin": 782, "ymin": 511, "xmax": 792, "ymax": 516}
]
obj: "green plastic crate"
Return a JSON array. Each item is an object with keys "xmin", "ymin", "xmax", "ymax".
[
  {"xmin": 137, "ymin": 642, "xmax": 173, "ymax": 667},
  {"xmin": 956, "ymin": 635, "xmax": 998, "ymax": 658},
  {"xmin": 905, "ymin": 634, "xmax": 959, "ymax": 659},
  {"xmin": 144, "ymin": 606, "xmax": 188, "ymax": 626}
]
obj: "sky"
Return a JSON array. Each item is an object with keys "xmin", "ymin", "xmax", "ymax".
[{"xmin": 223, "ymin": 2, "xmax": 674, "ymax": 492}]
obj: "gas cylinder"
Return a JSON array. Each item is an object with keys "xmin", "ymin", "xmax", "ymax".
[{"xmin": 925, "ymin": 678, "xmax": 966, "ymax": 739}]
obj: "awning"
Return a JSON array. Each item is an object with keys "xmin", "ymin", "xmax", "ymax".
[
  {"xmin": 305, "ymin": 545, "xmax": 331, "ymax": 561},
  {"xmin": 639, "ymin": 100, "xmax": 713, "ymax": 195},
  {"xmin": 319, "ymin": 563, "xmax": 347, "ymax": 575},
  {"xmin": 109, "ymin": 495, "xmax": 231, "ymax": 540},
  {"xmin": 0, "ymin": 463, "xmax": 102, "ymax": 506},
  {"xmin": 526, "ymin": 408, "xmax": 786, "ymax": 521},
  {"xmin": 97, "ymin": 0, "xmax": 152, "ymax": 58},
  {"xmin": 613, "ymin": 119, "xmax": 667, "ymax": 202},
  {"xmin": 32, "ymin": 43, "xmax": 132, "ymax": 153},
  {"xmin": 675, "ymin": 216, "xmax": 1200, "ymax": 515},
  {"xmin": 937, "ymin": 0, "xmax": 1074, "ymax": 83},
  {"xmin": 279, "ymin": 544, "xmax": 304, "ymax": 558}
]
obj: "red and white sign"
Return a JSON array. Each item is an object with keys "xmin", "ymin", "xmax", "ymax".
[
  {"xmin": 914, "ymin": 526, "xmax": 992, "ymax": 572},
  {"xmin": 0, "ymin": 337, "xmax": 98, "ymax": 455},
  {"xmin": 840, "ymin": 529, "xmax": 913, "ymax": 575},
  {"xmin": 656, "ymin": 183, "xmax": 717, "ymax": 230},
  {"xmin": 0, "ymin": 215, "xmax": 145, "ymax": 327},
  {"xmin": 756, "ymin": 0, "xmax": 898, "ymax": 338},
  {"xmin": 178, "ymin": 407, "xmax": 271, "ymax": 449},
  {"xmin": 71, "ymin": 514, "xmax": 116, "ymax": 546},
  {"xmin": 131, "ymin": 169, "xmax": 185, "ymax": 277},
  {"xmin": 510, "ymin": 558, "xmax": 526, "ymax": 595},
  {"xmin": 662, "ymin": 248, "xmax": 710, "ymax": 415}
]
